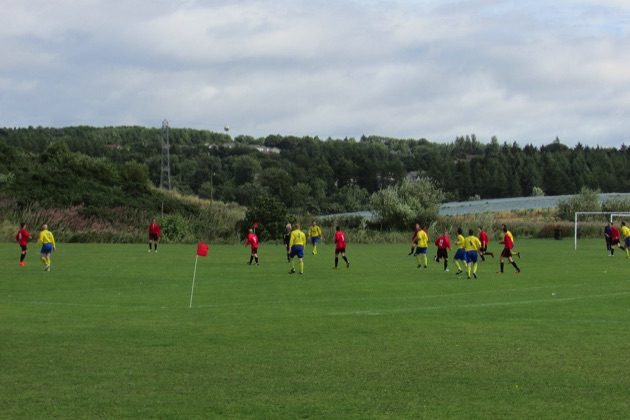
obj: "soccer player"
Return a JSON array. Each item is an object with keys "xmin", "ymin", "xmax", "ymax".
[
  {"xmin": 289, "ymin": 223, "xmax": 307, "ymax": 274},
  {"xmin": 465, "ymin": 229, "xmax": 482, "ymax": 279},
  {"xmin": 245, "ymin": 228, "xmax": 259, "ymax": 265},
  {"xmin": 434, "ymin": 229, "xmax": 451, "ymax": 272},
  {"xmin": 284, "ymin": 223, "xmax": 292, "ymax": 262},
  {"xmin": 414, "ymin": 225, "xmax": 429, "ymax": 269},
  {"xmin": 499, "ymin": 225, "xmax": 521, "ymax": 274},
  {"xmin": 478, "ymin": 226, "xmax": 494, "ymax": 261},
  {"xmin": 308, "ymin": 220, "xmax": 323, "ymax": 255},
  {"xmin": 453, "ymin": 227, "xmax": 467, "ymax": 275},
  {"xmin": 333, "ymin": 226, "xmax": 350, "ymax": 269},
  {"xmin": 501, "ymin": 224, "xmax": 521, "ymax": 258},
  {"xmin": 610, "ymin": 222, "xmax": 621, "ymax": 256},
  {"xmin": 408, "ymin": 223, "xmax": 421, "ymax": 255},
  {"xmin": 148, "ymin": 218, "xmax": 161, "ymax": 253},
  {"xmin": 16, "ymin": 222, "xmax": 32, "ymax": 267},
  {"xmin": 604, "ymin": 222, "xmax": 613, "ymax": 256},
  {"xmin": 37, "ymin": 224, "xmax": 56, "ymax": 271},
  {"xmin": 620, "ymin": 221, "xmax": 630, "ymax": 258}
]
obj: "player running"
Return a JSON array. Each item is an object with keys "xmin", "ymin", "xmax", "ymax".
[
  {"xmin": 408, "ymin": 223, "xmax": 421, "ymax": 256},
  {"xmin": 37, "ymin": 224, "xmax": 56, "ymax": 271},
  {"xmin": 478, "ymin": 226, "xmax": 494, "ymax": 261},
  {"xmin": 499, "ymin": 225, "xmax": 521, "ymax": 274},
  {"xmin": 610, "ymin": 222, "xmax": 621, "ymax": 256},
  {"xmin": 16, "ymin": 222, "xmax": 32, "ymax": 267},
  {"xmin": 501, "ymin": 224, "xmax": 520, "ymax": 258},
  {"xmin": 333, "ymin": 226, "xmax": 350, "ymax": 269},
  {"xmin": 414, "ymin": 225, "xmax": 429, "ymax": 269},
  {"xmin": 621, "ymin": 221, "xmax": 630, "ymax": 258},
  {"xmin": 453, "ymin": 227, "xmax": 467, "ymax": 275},
  {"xmin": 289, "ymin": 223, "xmax": 307, "ymax": 275},
  {"xmin": 604, "ymin": 222, "xmax": 613, "ymax": 256},
  {"xmin": 434, "ymin": 229, "xmax": 451, "ymax": 272},
  {"xmin": 464, "ymin": 229, "xmax": 482, "ymax": 279},
  {"xmin": 245, "ymin": 228, "xmax": 259, "ymax": 265},
  {"xmin": 284, "ymin": 223, "xmax": 292, "ymax": 262}
]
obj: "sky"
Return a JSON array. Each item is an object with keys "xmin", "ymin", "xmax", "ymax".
[{"xmin": 1, "ymin": 0, "xmax": 629, "ymax": 146}]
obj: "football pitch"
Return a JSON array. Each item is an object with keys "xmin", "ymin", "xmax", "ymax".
[{"xmin": 1, "ymin": 239, "xmax": 629, "ymax": 418}]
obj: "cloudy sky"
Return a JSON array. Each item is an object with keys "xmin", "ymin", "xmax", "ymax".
[{"xmin": 1, "ymin": 0, "xmax": 629, "ymax": 146}]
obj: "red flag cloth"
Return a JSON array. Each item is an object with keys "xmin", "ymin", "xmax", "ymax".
[{"xmin": 196, "ymin": 242, "xmax": 209, "ymax": 257}]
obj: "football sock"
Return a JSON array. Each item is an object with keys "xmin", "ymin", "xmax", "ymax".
[
  {"xmin": 480, "ymin": 254, "xmax": 485, "ymax": 261},
  {"xmin": 423, "ymin": 255, "xmax": 428, "ymax": 267},
  {"xmin": 455, "ymin": 261, "xmax": 462, "ymax": 271},
  {"xmin": 473, "ymin": 263, "xmax": 478, "ymax": 274},
  {"xmin": 313, "ymin": 246, "xmax": 318, "ymax": 255},
  {"xmin": 299, "ymin": 260, "xmax": 304, "ymax": 273},
  {"xmin": 155, "ymin": 244, "xmax": 158, "ymax": 251},
  {"xmin": 335, "ymin": 257, "xmax": 339, "ymax": 268},
  {"xmin": 410, "ymin": 246, "xmax": 415, "ymax": 254},
  {"xmin": 500, "ymin": 262, "xmax": 504, "ymax": 273},
  {"xmin": 20, "ymin": 253, "xmax": 26, "ymax": 262},
  {"xmin": 249, "ymin": 256, "xmax": 254, "ymax": 264},
  {"xmin": 41, "ymin": 256, "xmax": 47, "ymax": 265},
  {"xmin": 511, "ymin": 261, "xmax": 520, "ymax": 272},
  {"xmin": 255, "ymin": 256, "xmax": 259, "ymax": 264},
  {"xmin": 486, "ymin": 251, "xmax": 494, "ymax": 257},
  {"xmin": 626, "ymin": 247, "xmax": 630, "ymax": 257},
  {"xmin": 343, "ymin": 256, "xmax": 349, "ymax": 265},
  {"xmin": 287, "ymin": 253, "xmax": 291, "ymax": 262},
  {"xmin": 444, "ymin": 260, "xmax": 448, "ymax": 270},
  {"xmin": 149, "ymin": 243, "xmax": 152, "ymax": 251},
  {"xmin": 416, "ymin": 255, "xmax": 421, "ymax": 265}
]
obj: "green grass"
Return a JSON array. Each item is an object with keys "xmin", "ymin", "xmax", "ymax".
[{"xmin": 1, "ymin": 239, "xmax": 629, "ymax": 419}]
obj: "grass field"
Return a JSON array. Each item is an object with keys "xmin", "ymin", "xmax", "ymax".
[{"xmin": 1, "ymin": 239, "xmax": 629, "ymax": 419}]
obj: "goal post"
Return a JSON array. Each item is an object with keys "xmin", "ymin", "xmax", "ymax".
[{"xmin": 574, "ymin": 211, "xmax": 630, "ymax": 249}]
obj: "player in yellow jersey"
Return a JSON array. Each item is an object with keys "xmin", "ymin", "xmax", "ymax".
[
  {"xmin": 453, "ymin": 227, "xmax": 467, "ymax": 276},
  {"xmin": 308, "ymin": 220, "xmax": 323, "ymax": 255},
  {"xmin": 464, "ymin": 229, "xmax": 482, "ymax": 279},
  {"xmin": 621, "ymin": 221, "xmax": 630, "ymax": 258},
  {"xmin": 414, "ymin": 225, "xmax": 429, "ymax": 268},
  {"xmin": 289, "ymin": 223, "xmax": 307, "ymax": 274},
  {"xmin": 37, "ymin": 224, "xmax": 56, "ymax": 271}
]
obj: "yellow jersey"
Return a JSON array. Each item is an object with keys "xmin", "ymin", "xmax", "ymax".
[
  {"xmin": 456, "ymin": 234, "xmax": 466, "ymax": 249},
  {"xmin": 308, "ymin": 225, "xmax": 322, "ymax": 238},
  {"xmin": 622, "ymin": 226, "xmax": 630, "ymax": 239},
  {"xmin": 38, "ymin": 229, "xmax": 56, "ymax": 247},
  {"xmin": 416, "ymin": 230, "xmax": 429, "ymax": 248},
  {"xmin": 289, "ymin": 229, "xmax": 307, "ymax": 247},
  {"xmin": 465, "ymin": 235, "xmax": 481, "ymax": 252}
]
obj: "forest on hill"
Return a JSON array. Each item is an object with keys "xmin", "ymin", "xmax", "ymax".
[{"xmin": 1, "ymin": 126, "xmax": 629, "ymax": 218}]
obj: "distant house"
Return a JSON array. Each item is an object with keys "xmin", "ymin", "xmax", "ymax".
[{"xmin": 207, "ymin": 142, "xmax": 280, "ymax": 154}]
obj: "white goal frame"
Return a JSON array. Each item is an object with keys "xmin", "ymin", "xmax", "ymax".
[{"xmin": 574, "ymin": 211, "xmax": 630, "ymax": 249}]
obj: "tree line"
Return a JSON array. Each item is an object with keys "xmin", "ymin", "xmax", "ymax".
[{"xmin": 1, "ymin": 126, "xmax": 629, "ymax": 217}]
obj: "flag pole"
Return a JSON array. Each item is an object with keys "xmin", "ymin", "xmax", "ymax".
[{"xmin": 189, "ymin": 255, "xmax": 199, "ymax": 308}]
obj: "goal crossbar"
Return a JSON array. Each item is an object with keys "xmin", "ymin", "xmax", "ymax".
[{"xmin": 574, "ymin": 211, "xmax": 630, "ymax": 249}]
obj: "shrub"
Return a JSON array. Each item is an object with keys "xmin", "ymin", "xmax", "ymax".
[{"xmin": 557, "ymin": 187, "xmax": 601, "ymax": 220}]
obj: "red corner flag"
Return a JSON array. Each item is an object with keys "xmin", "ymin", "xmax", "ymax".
[{"xmin": 196, "ymin": 242, "xmax": 209, "ymax": 257}]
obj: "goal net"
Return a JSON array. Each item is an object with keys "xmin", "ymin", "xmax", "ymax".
[{"xmin": 574, "ymin": 211, "xmax": 630, "ymax": 249}]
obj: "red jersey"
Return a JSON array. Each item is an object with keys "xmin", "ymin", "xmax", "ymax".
[
  {"xmin": 16, "ymin": 228, "xmax": 30, "ymax": 247},
  {"xmin": 434, "ymin": 235, "xmax": 451, "ymax": 250},
  {"xmin": 148, "ymin": 223, "xmax": 161, "ymax": 237},
  {"xmin": 610, "ymin": 226, "xmax": 620, "ymax": 241},
  {"xmin": 479, "ymin": 230, "xmax": 489, "ymax": 246},
  {"xmin": 334, "ymin": 231, "xmax": 346, "ymax": 250},
  {"xmin": 246, "ymin": 233, "xmax": 259, "ymax": 248},
  {"xmin": 502, "ymin": 233, "xmax": 514, "ymax": 250}
]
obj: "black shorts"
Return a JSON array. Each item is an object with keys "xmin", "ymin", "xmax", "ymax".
[
  {"xmin": 611, "ymin": 238, "xmax": 620, "ymax": 246},
  {"xmin": 436, "ymin": 248, "xmax": 448, "ymax": 259},
  {"xmin": 251, "ymin": 247, "xmax": 258, "ymax": 254},
  {"xmin": 480, "ymin": 245, "xmax": 488, "ymax": 253},
  {"xmin": 20, "ymin": 245, "xmax": 27, "ymax": 251},
  {"xmin": 149, "ymin": 233, "xmax": 159, "ymax": 241},
  {"xmin": 501, "ymin": 248, "xmax": 512, "ymax": 258},
  {"xmin": 335, "ymin": 247, "xmax": 346, "ymax": 255}
]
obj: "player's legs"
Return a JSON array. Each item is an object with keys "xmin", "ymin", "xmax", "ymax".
[{"xmin": 19, "ymin": 245, "xmax": 27, "ymax": 266}]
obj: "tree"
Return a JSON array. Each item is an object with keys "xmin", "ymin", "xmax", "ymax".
[
  {"xmin": 370, "ymin": 177, "xmax": 445, "ymax": 229},
  {"xmin": 242, "ymin": 195, "xmax": 288, "ymax": 240}
]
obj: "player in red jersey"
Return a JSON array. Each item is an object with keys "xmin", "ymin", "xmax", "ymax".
[
  {"xmin": 499, "ymin": 225, "xmax": 521, "ymax": 274},
  {"xmin": 434, "ymin": 229, "xmax": 451, "ymax": 272},
  {"xmin": 245, "ymin": 228, "xmax": 260, "ymax": 265},
  {"xmin": 408, "ymin": 223, "xmax": 420, "ymax": 256},
  {"xmin": 16, "ymin": 222, "xmax": 32, "ymax": 266},
  {"xmin": 610, "ymin": 222, "xmax": 621, "ymax": 256},
  {"xmin": 477, "ymin": 226, "xmax": 494, "ymax": 261},
  {"xmin": 333, "ymin": 226, "xmax": 350, "ymax": 269},
  {"xmin": 148, "ymin": 218, "xmax": 161, "ymax": 252}
]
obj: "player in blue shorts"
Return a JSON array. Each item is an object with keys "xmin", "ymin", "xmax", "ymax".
[
  {"xmin": 453, "ymin": 227, "xmax": 467, "ymax": 275},
  {"xmin": 289, "ymin": 223, "xmax": 307, "ymax": 274}
]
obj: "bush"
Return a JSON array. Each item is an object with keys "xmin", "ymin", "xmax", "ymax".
[
  {"xmin": 602, "ymin": 197, "xmax": 630, "ymax": 213},
  {"xmin": 557, "ymin": 187, "xmax": 601, "ymax": 220}
]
